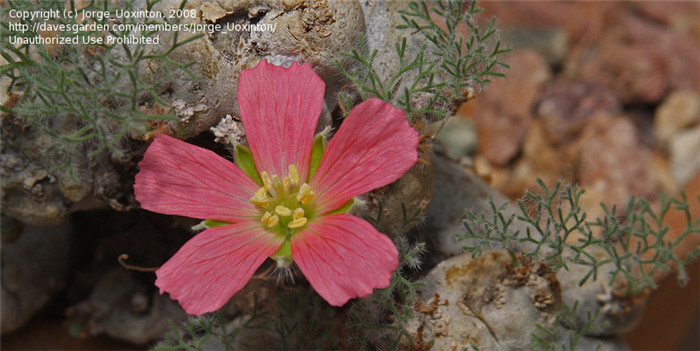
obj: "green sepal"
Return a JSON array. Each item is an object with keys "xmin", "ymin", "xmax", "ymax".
[
  {"xmin": 204, "ymin": 219, "xmax": 231, "ymax": 228},
  {"xmin": 192, "ymin": 219, "xmax": 231, "ymax": 231},
  {"xmin": 271, "ymin": 239, "xmax": 293, "ymax": 263},
  {"xmin": 327, "ymin": 198, "xmax": 355, "ymax": 215},
  {"xmin": 307, "ymin": 134, "xmax": 326, "ymax": 182},
  {"xmin": 235, "ymin": 144, "xmax": 262, "ymax": 186}
]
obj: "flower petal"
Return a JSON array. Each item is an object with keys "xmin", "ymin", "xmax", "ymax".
[
  {"xmin": 156, "ymin": 222, "xmax": 283, "ymax": 315},
  {"xmin": 134, "ymin": 134, "xmax": 260, "ymax": 222},
  {"xmin": 291, "ymin": 214, "xmax": 398, "ymax": 306},
  {"xmin": 237, "ymin": 60, "xmax": 325, "ymax": 181},
  {"xmin": 310, "ymin": 98, "xmax": 419, "ymax": 214}
]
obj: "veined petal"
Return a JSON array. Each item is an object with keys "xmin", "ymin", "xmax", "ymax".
[
  {"xmin": 134, "ymin": 134, "xmax": 260, "ymax": 222},
  {"xmin": 238, "ymin": 60, "xmax": 325, "ymax": 181},
  {"xmin": 310, "ymin": 98, "xmax": 419, "ymax": 214},
  {"xmin": 156, "ymin": 222, "xmax": 283, "ymax": 315},
  {"xmin": 291, "ymin": 214, "xmax": 398, "ymax": 306}
]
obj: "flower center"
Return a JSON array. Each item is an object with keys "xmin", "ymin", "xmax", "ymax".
[
  {"xmin": 250, "ymin": 163, "xmax": 315, "ymax": 232},
  {"xmin": 250, "ymin": 164, "xmax": 315, "ymax": 269}
]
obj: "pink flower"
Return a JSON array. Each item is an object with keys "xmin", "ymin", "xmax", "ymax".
[{"xmin": 134, "ymin": 60, "xmax": 418, "ymax": 315}]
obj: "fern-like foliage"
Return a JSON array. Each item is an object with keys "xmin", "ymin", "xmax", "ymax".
[
  {"xmin": 337, "ymin": 0, "xmax": 509, "ymax": 121},
  {"xmin": 457, "ymin": 179, "xmax": 700, "ymax": 296},
  {"xmin": 1, "ymin": 0, "xmax": 201, "ymax": 178},
  {"xmin": 399, "ymin": 0, "xmax": 510, "ymax": 93}
]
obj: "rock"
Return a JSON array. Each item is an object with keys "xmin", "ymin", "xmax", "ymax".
[
  {"xmin": 495, "ymin": 120, "xmax": 575, "ymax": 199},
  {"xmin": 360, "ymin": 1, "xmax": 458, "ymax": 118},
  {"xmin": 649, "ymin": 151, "xmax": 680, "ymax": 194},
  {"xmin": 61, "ymin": 210, "xmax": 193, "ymax": 345},
  {"xmin": 420, "ymin": 151, "xmax": 512, "ymax": 263},
  {"xmin": 631, "ymin": 2, "xmax": 700, "ymax": 41},
  {"xmin": 1, "ymin": 220, "xmax": 72, "ymax": 334},
  {"xmin": 574, "ymin": 114, "xmax": 658, "ymax": 209},
  {"xmin": 468, "ymin": 50, "xmax": 551, "ymax": 166},
  {"xmin": 573, "ymin": 39, "xmax": 666, "ymax": 105},
  {"xmin": 536, "ymin": 80, "xmax": 622, "ymax": 145},
  {"xmin": 556, "ymin": 255, "xmax": 647, "ymax": 336},
  {"xmin": 483, "ymin": 2, "xmax": 700, "ymax": 104},
  {"xmin": 654, "ymin": 90, "xmax": 700, "ymax": 148},
  {"xmin": 0, "ymin": 109, "xmax": 142, "ymax": 225},
  {"xmin": 480, "ymin": 2, "xmax": 618, "ymax": 44},
  {"xmin": 670, "ymin": 125, "xmax": 700, "ymax": 187},
  {"xmin": 434, "ymin": 117, "xmax": 478, "ymax": 159},
  {"xmin": 500, "ymin": 27, "xmax": 570, "ymax": 68},
  {"xmin": 406, "ymin": 252, "xmax": 629, "ymax": 350},
  {"xmin": 405, "ymin": 252, "xmax": 524, "ymax": 350},
  {"xmin": 415, "ymin": 152, "xmax": 647, "ymax": 347},
  {"xmin": 67, "ymin": 269, "xmax": 187, "ymax": 345},
  {"xmin": 570, "ymin": 9, "xmax": 700, "ymax": 104}
]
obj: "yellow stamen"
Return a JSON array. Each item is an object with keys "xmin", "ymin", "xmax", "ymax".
[
  {"xmin": 288, "ymin": 217, "xmax": 307, "ymax": 229},
  {"xmin": 288, "ymin": 164, "xmax": 300, "ymax": 184},
  {"xmin": 251, "ymin": 198, "xmax": 269, "ymax": 207},
  {"xmin": 250, "ymin": 188, "xmax": 271, "ymax": 207},
  {"xmin": 275, "ymin": 205, "xmax": 292, "ymax": 217},
  {"xmin": 296, "ymin": 183, "xmax": 315, "ymax": 204},
  {"xmin": 271, "ymin": 175, "xmax": 286, "ymax": 194},
  {"xmin": 261, "ymin": 212, "xmax": 279, "ymax": 227},
  {"xmin": 293, "ymin": 208, "xmax": 305, "ymax": 219},
  {"xmin": 254, "ymin": 187, "xmax": 268, "ymax": 197},
  {"xmin": 261, "ymin": 171, "xmax": 272, "ymax": 190}
]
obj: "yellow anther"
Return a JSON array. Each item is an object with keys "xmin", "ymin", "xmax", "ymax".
[
  {"xmin": 268, "ymin": 215, "xmax": 280, "ymax": 227},
  {"xmin": 271, "ymin": 175, "xmax": 286, "ymax": 194},
  {"xmin": 288, "ymin": 164, "xmax": 300, "ymax": 184},
  {"xmin": 283, "ymin": 177, "xmax": 291, "ymax": 189},
  {"xmin": 275, "ymin": 205, "xmax": 292, "ymax": 217},
  {"xmin": 251, "ymin": 198, "xmax": 269, "ymax": 208},
  {"xmin": 296, "ymin": 183, "xmax": 315, "ymax": 204},
  {"xmin": 261, "ymin": 212, "xmax": 279, "ymax": 228},
  {"xmin": 293, "ymin": 208, "xmax": 305, "ymax": 219},
  {"xmin": 261, "ymin": 171, "xmax": 272, "ymax": 190},
  {"xmin": 250, "ymin": 188, "xmax": 271, "ymax": 207},
  {"xmin": 288, "ymin": 217, "xmax": 307, "ymax": 229},
  {"xmin": 254, "ymin": 187, "xmax": 268, "ymax": 197}
]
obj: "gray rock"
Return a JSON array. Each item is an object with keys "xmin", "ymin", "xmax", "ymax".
[
  {"xmin": 435, "ymin": 118, "xmax": 478, "ymax": 159},
  {"xmin": 406, "ymin": 250, "xmax": 630, "ymax": 350},
  {"xmin": 421, "ymin": 150, "xmax": 512, "ymax": 262},
  {"xmin": 1, "ymin": 220, "xmax": 72, "ymax": 334},
  {"xmin": 670, "ymin": 125, "xmax": 700, "ymax": 187},
  {"xmin": 654, "ymin": 90, "xmax": 700, "ymax": 149},
  {"xmin": 67, "ymin": 268, "xmax": 187, "ymax": 345},
  {"xmin": 424, "ymin": 151, "xmax": 645, "ymax": 344}
]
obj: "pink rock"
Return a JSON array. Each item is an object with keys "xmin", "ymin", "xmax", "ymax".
[
  {"xmin": 469, "ymin": 50, "xmax": 550, "ymax": 166},
  {"xmin": 537, "ymin": 80, "xmax": 622, "ymax": 145},
  {"xmin": 569, "ymin": 9, "xmax": 700, "ymax": 104},
  {"xmin": 575, "ymin": 115, "xmax": 658, "ymax": 208}
]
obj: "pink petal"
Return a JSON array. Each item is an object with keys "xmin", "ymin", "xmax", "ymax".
[
  {"xmin": 291, "ymin": 214, "xmax": 398, "ymax": 306},
  {"xmin": 310, "ymin": 98, "xmax": 419, "ymax": 214},
  {"xmin": 134, "ymin": 134, "xmax": 260, "ymax": 222},
  {"xmin": 156, "ymin": 222, "xmax": 283, "ymax": 315},
  {"xmin": 237, "ymin": 60, "xmax": 325, "ymax": 181}
]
